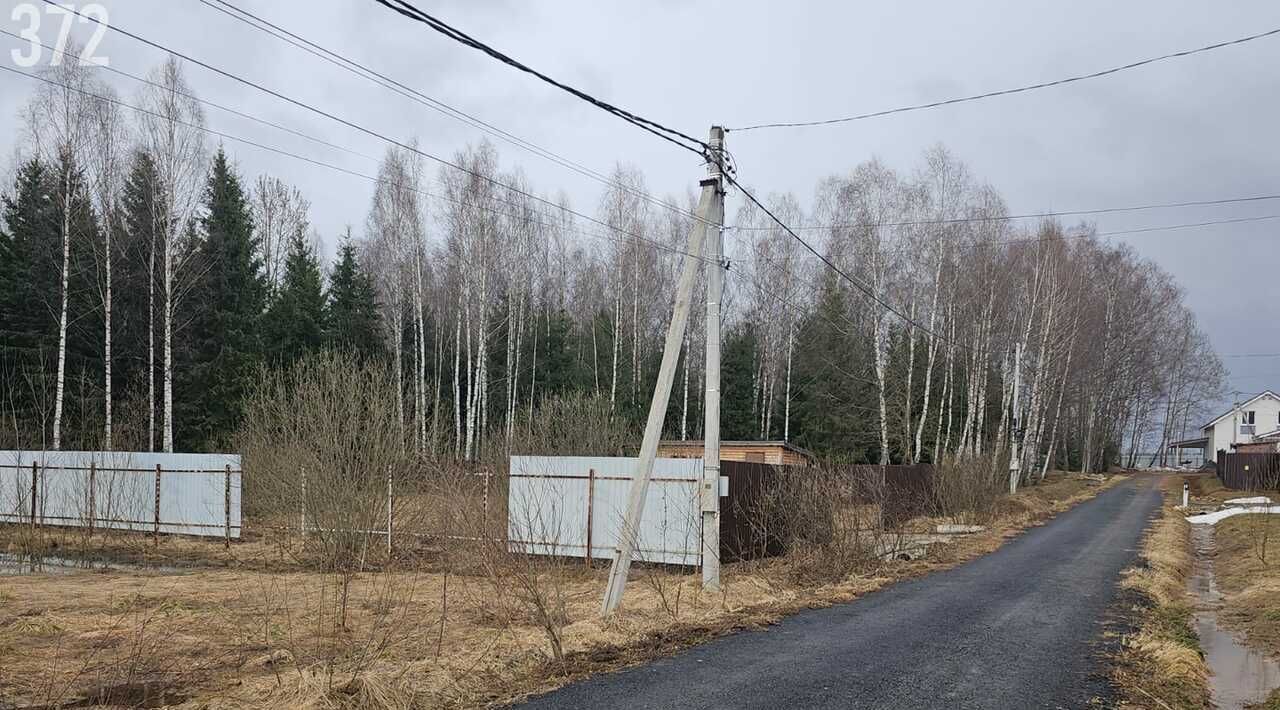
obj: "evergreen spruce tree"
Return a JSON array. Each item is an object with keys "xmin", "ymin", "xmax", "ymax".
[
  {"xmin": 263, "ymin": 230, "xmax": 326, "ymax": 365},
  {"xmin": 790, "ymin": 272, "xmax": 877, "ymax": 461},
  {"xmin": 114, "ymin": 151, "xmax": 167, "ymax": 423},
  {"xmin": 0, "ymin": 156, "xmax": 103, "ymax": 447},
  {"xmin": 0, "ymin": 159, "xmax": 60, "ymax": 432},
  {"xmin": 181, "ymin": 149, "xmax": 266, "ymax": 450},
  {"xmin": 324, "ymin": 240, "xmax": 383, "ymax": 359},
  {"xmin": 720, "ymin": 322, "xmax": 760, "ymax": 440}
]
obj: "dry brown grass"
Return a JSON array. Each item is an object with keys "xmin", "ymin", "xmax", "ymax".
[
  {"xmin": 1112, "ymin": 475, "xmax": 1210, "ymax": 710},
  {"xmin": 1213, "ymin": 514, "xmax": 1280, "ymax": 710},
  {"xmin": 0, "ymin": 471, "xmax": 1124, "ymax": 709}
]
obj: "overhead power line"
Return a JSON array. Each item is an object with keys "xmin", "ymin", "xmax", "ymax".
[
  {"xmin": 197, "ymin": 0, "xmax": 712, "ymax": 227},
  {"xmin": 0, "ymin": 27, "xmax": 377, "ymax": 162},
  {"xmin": 729, "ymin": 25, "xmax": 1280, "ymax": 132},
  {"xmin": 0, "ymin": 62, "xmax": 710, "ymax": 267},
  {"xmin": 731, "ymin": 194, "xmax": 1280, "ymax": 231},
  {"xmin": 723, "ymin": 170, "xmax": 961, "ymax": 349},
  {"xmin": 369, "ymin": 0, "xmax": 709, "ymax": 158},
  {"xmin": 37, "ymin": 1, "xmax": 708, "ymax": 264}
]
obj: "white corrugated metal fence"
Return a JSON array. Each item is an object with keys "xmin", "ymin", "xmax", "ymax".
[
  {"xmin": 0, "ymin": 450, "xmax": 242, "ymax": 540},
  {"xmin": 508, "ymin": 455, "xmax": 727, "ymax": 565}
]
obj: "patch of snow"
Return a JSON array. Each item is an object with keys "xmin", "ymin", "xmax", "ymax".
[
  {"xmin": 1224, "ymin": 496, "xmax": 1273, "ymax": 507},
  {"xmin": 1186, "ymin": 506, "xmax": 1280, "ymax": 525}
]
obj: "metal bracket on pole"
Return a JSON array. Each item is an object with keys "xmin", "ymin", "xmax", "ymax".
[{"xmin": 601, "ymin": 125, "xmax": 725, "ymax": 616}]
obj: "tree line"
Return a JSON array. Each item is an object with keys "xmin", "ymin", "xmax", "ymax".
[{"xmin": 0, "ymin": 56, "xmax": 1226, "ymax": 474}]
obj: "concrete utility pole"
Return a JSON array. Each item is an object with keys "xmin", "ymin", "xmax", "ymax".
[
  {"xmin": 701, "ymin": 126, "xmax": 726, "ymax": 591},
  {"xmin": 601, "ymin": 126, "xmax": 725, "ymax": 615},
  {"xmin": 1008, "ymin": 341, "xmax": 1023, "ymax": 495}
]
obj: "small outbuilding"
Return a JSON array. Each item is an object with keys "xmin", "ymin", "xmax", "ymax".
[{"xmin": 656, "ymin": 439, "xmax": 816, "ymax": 466}]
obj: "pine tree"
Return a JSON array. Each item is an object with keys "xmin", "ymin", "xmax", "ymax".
[
  {"xmin": 263, "ymin": 230, "xmax": 326, "ymax": 365},
  {"xmin": 180, "ymin": 149, "xmax": 266, "ymax": 450},
  {"xmin": 325, "ymin": 240, "xmax": 383, "ymax": 360}
]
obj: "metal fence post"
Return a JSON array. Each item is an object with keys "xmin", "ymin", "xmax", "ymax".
[
  {"xmin": 29, "ymin": 460, "xmax": 38, "ymax": 530},
  {"xmin": 586, "ymin": 468, "xmax": 596, "ymax": 566},
  {"xmin": 482, "ymin": 469, "xmax": 490, "ymax": 531},
  {"xmin": 153, "ymin": 463, "xmax": 161, "ymax": 546},
  {"xmin": 224, "ymin": 464, "xmax": 232, "ymax": 549},
  {"xmin": 300, "ymin": 467, "xmax": 307, "ymax": 538},
  {"xmin": 87, "ymin": 460, "xmax": 96, "ymax": 537},
  {"xmin": 386, "ymin": 465, "xmax": 393, "ymax": 556}
]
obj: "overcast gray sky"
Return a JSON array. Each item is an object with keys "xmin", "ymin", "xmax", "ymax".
[{"xmin": 3, "ymin": 0, "xmax": 1279, "ymax": 408}]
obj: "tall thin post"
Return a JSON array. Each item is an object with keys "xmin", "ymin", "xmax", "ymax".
[
  {"xmin": 386, "ymin": 465, "xmax": 393, "ymax": 556},
  {"xmin": 701, "ymin": 126, "xmax": 727, "ymax": 590},
  {"xmin": 224, "ymin": 464, "xmax": 232, "ymax": 549},
  {"xmin": 1008, "ymin": 342, "xmax": 1023, "ymax": 495},
  {"xmin": 30, "ymin": 461, "xmax": 38, "ymax": 530},
  {"xmin": 300, "ymin": 467, "xmax": 308, "ymax": 537},
  {"xmin": 585, "ymin": 467, "xmax": 596, "ymax": 567},
  {"xmin": 88, "ymin": 461, "xmax": 96, "ymax": 537},
  {"xmin": 153, "ymin": 463, "xmax": 162, "ymax": 546},
  {"xmin": 601, "ymin": 144, "xmax": 721, "ymax": 616}
]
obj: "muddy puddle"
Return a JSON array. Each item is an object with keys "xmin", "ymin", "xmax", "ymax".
[
  {"xmin": 0, "ymin": 552, "xmax": 181, "ymax": 575},
  {"xmin": 1188, "ymin": 524, "xmax": 1280, "ymax": 708}
]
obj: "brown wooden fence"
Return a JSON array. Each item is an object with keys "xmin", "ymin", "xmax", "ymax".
[{"xmin": 1215, "ymin": 451, "xmax": 1280, "ymax": 491}]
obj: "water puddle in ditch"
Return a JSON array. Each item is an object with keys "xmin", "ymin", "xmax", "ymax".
[
  {"xmin": 0, "ymin": 553, "xmax": 181, "ymax": 575},
  {"xmin": 1188, "ymin": 524, "xmax": 1280, "ymax": 708}
]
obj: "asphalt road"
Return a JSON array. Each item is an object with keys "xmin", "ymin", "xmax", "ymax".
[{"xmin": 518, "ymin": 477, "xmax": 1162, "ymax": 710}]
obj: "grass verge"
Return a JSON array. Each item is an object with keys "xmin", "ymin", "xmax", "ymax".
[{"xmin": 1112, "ymin": 475, "xmax": 1210, "ymax": 710}]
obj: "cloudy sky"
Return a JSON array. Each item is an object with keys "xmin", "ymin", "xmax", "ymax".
[{"xmin": 3, "ymin": 0, "xmax": 1279, "ymax": 409}]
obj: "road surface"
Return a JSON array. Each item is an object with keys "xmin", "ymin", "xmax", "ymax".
[{"xmin": 518, "ymin": 477, "xmax": 1161, "ymax": 710}]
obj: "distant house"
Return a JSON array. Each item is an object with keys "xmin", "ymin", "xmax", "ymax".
[
  {"xmin": 656, "ymin": 440, "xmax": 816, "ymax": 466},
  {"xmin": 1169, "ymin": 390, "xmax": 1280, "ymax": 463}
]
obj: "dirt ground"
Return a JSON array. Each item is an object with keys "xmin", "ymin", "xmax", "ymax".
[{"xmin": 0, "ymin": 472, "xmax": 1122, "ymax": 709}]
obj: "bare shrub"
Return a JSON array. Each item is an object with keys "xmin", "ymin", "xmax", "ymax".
[
  {"xmin": 930, "ymin": 453, "xmax": 1006, "ymax": 524},
  {"xmin": 507, "ymin": 392, "xmax": 632, "ymax": 457},
  {"xmin": 746, "ymin": 465, "xmax": 895, "ymax": 585},
  {"xmin": 237, "ymin": 350, "xmax": 425, "ymax": 697},
  {"xmin": 240, "ymin": 350, "xmax": 409, "ymax": 579}
]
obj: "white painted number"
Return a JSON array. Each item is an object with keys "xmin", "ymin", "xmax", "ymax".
[
  {"xmin": 7, "ymin": 3, "xmax": 111, "ymax": 68},
  {"xmin": 78, "ymin": 4, "xmax": 109, "ymax": 66},
  {"xmin": 10, "ymin": 3, "xmax": 41, "ymax": 68},
  {"xmin": 45, "ymin": 4, "xmax": 76, "ymax": 67}
]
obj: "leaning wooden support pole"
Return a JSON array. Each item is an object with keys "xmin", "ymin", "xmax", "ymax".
[{"xmin": 601, "ymin": 173, "xmax": 718, "ymax": 617}]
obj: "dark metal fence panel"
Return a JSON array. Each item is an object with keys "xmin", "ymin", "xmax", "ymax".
[
  {"xmin": 1216, "ymin": 452, "xmax": 1280, "ymax": 490},
  {"xmin": 718, "ymin": 461, "xmax": 937, "ymax": 562},
  {"xmin": 844, "ymin": 464, "xmax": 935, "ymax": 526}
]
